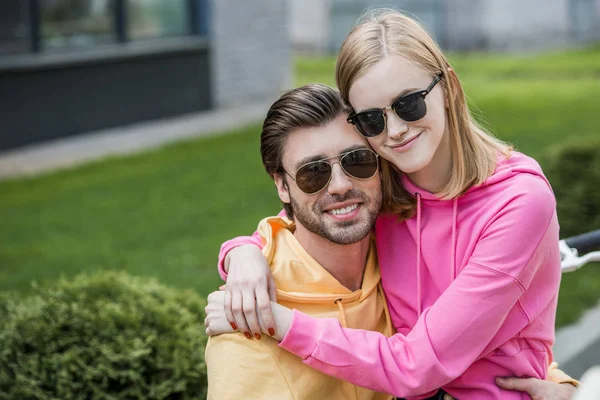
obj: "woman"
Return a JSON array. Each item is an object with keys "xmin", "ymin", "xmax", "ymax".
[{"xmin": 208, "ymin": 9, "xmax": 564, "ymax": 399}]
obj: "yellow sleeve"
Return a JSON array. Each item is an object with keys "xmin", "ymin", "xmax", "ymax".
[
  {"xmin": 546, "ymin": 361, "xmax": 580, "ymax": 387},
  {"xmin": 205, "ymin": 333, "xmax": 295, "ymax": 400}
]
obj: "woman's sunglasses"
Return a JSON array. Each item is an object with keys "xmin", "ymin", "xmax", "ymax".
[
  {"xmin": 283, "ymin": 148, "xmax": 379, "ymax": 195},
  {"xmin": 347, "ymin": 74, "xmax": 443, "ymax": 138}
]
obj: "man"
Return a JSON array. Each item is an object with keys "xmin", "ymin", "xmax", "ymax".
[{"xmin": 204, "ymin": 84, "xmax": 577, "ymax": 400}]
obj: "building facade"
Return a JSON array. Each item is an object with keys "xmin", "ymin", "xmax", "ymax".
[{"xmin": 0, "ymin": 0, "xmax": 291, "ymax": 151}]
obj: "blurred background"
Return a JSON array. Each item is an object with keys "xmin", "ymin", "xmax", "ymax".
[{"xmin": 0, "ymin": 0, "xmax": 599, "ymax": 389}]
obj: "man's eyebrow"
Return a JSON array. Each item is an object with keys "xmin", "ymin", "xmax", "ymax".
[
  {"xmin": 294, "ymin": 153, "xmax": 328, "ymax": 171},
  {"xmin": 293, "ymin": 145, "xmax": 370, "ymax": 170},
  {"xmin": 341, "ymin": 144, "xmax": 370, "ymax": 154}
]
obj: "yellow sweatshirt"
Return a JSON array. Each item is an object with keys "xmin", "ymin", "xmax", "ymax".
[{"xmin": 206, "ymin": 216, "xmax": 394, "ymax": 400}]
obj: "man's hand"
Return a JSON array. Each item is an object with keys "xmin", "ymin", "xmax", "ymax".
[{"xmin": 496, "ymin": 377, "xmax": 576, "ymax": 400}]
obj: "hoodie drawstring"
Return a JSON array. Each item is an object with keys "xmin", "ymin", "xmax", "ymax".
[
  {"xmin": 451, "ymin": 198, "xmax": 458, "ymax": 281},
  {"xmin": 334, "ymin": 299, "xmax": 348, "ymax": 328},
  {"xmin": 416, "ymin": 193, "xmax": 422, "ymax": 316},
  {"xmin": 378, "ymin": 282, "xmax": 394, "ymax": 337},
  {"xmin": 334, "ymin": 298, "xmax": 358, "ymax": 400}
]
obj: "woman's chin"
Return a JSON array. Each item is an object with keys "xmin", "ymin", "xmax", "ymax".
[{"xmin": 386, "ymin": 153, "xmax": 429, "ymax": 175}]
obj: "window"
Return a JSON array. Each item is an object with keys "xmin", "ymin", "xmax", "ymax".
[
  {"xmin": 0, "ymin": 1, "xmax": 30, "ymax": 55},
  {"xmin": 41, "ymin": 0, "xmax": 116, "ymax": 49},
  {"xmin": 0, "ymin": 0, "xmax": 204, "ymax": 56},
  {"xmin": 128, "ymin": 0, "xmax": 187, "ymax": 40}
]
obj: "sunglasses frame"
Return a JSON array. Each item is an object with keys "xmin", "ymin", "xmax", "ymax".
[
  {"xmin": 283, "ymin": 148, "xmax": 380, "ymax": 195},
  {"xmin": 347, "ymin": 73, "xmax": 444, "ymax": 138}
]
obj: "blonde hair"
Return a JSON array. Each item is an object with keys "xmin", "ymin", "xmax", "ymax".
[{"xmin": 336, "ymin": 9, "xmax": 512, "ymax": 207}]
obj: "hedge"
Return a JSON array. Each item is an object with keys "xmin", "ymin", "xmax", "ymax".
[
  {"xmin": 542, "ymin": 138, "xmax": 600, "ymax": 239},
  {"xmin": 0, "ymin": 271, "xmax": 207, "ymax": 400}
]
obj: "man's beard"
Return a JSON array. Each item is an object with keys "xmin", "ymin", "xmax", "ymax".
[{"xmin": 289, "ymin": 188, "xmax": 382, "ymax": 245}]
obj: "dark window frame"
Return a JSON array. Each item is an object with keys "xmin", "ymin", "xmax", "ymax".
[{"xmin": 26, "ymin": 0, "xmax": 208, "ymax": 54}]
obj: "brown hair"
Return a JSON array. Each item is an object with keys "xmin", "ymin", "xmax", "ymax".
[
  {"xmin": 336, "ymin": 9, "xmax": 511, "ymax": 202},
  {"xmin": 260, "ymin": 84, "xmax": 348, "ymax": 218}
]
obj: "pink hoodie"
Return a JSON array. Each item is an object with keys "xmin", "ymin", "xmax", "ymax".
[{"xmin": 218, "ymin": 152, "xmax": 562, "ymax": 399}]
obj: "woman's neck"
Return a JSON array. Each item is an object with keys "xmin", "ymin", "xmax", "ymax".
[{"xmin": 408, "ymin": 130, "xmax": 452, "ymax": 194}]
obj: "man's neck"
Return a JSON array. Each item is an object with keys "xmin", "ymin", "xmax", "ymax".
[{"xmin": 293, "ymin": 223, "xmax": 370, "ymax": 292}]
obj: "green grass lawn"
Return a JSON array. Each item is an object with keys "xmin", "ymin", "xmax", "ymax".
[{"xmin": 1, "ymin": 46, "xmax": 600, "ymax": 328}]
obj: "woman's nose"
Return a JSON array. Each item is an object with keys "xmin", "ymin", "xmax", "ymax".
[{"xmin": 385, "ymin": 110, "xmax": 409, "ymax": 140}]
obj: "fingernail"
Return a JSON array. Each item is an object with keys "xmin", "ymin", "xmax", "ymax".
[
  {"xmin": 230, "ymin": 322, "xmax": 238, "ymax": 330},
  {"xmin": 254, "ymin": 333, "xmax": 262, "ymax": 340},
  {"xmin": 268, "ymin": 328, "xmax": 275, "ymax": 336},
  {"xmin": 244, "ymin": 332, "xmax": 252, "ymax": 339}
]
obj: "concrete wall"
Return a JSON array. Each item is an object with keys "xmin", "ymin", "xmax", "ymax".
[
  {"xmin": 0, "ymin": 39, "xmax": 211, "ymax": 151},
  {"xmin": 210, "ymin": 0, "xmax": 292, "ymax": 108},
  {"xmin": 443, "ymin": 0, "xmax": 485, "ymax": 50},
  {"xmin": 480, "ymin": 0, "xmax": 571, "ymax": 51},
  {"xmin": 290, "ymin": 0, "xmax": 332, "ymax": 53}
]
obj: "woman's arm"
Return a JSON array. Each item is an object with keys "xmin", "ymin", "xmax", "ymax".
[{"xmin": 206, "ymin": 294, "xmax": 576, "ymax": 400}]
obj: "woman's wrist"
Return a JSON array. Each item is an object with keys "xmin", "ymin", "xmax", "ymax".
[
  {"xmin": 256, "ymin": 302, "xmax": 293, "ymax": 341},
  {"xmin": 224, "ymin": 244, "xmax": 261, "ymax": 274},
  {"xmin": 271, "ymin": 302, "xmax": 294, "ymax": 341}
]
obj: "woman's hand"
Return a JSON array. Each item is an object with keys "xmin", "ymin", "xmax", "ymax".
[
  {"xmin": 223, "ymin": 245, "xmax": 277, "ymax": 339},
  {"xmin": 205, "ymin": 290, "xmax": 293, "ymax": 341},
  {"xmin": 204, "ymin": 291, "xmax": 235, "ymax": 336}
]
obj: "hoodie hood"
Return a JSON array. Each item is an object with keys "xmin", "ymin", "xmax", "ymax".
[
  {"xmin": 400, "ymin": 151, "xmax": 552, "ymax": 201},
  {"xmin": 398, "ymin": 151, "xmax": 552, "ymax": 316},
  {"xmin": 258, "ymin": 216, "xmax": 381, "ymax": 306}
]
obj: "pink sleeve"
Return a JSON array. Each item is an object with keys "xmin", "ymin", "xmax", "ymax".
[
  {"xmin": 217, "ymin": 209, "xmax": 288, "ymax": 281},
  {"xmin": 279, "ymin": 183, "xmax": 559, "ymax": 397}
]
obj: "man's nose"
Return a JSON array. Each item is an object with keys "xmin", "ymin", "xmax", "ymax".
[
  {"xmin": 385, "ymin": 109, "xmax": 409, "ymax": 140},
  {"xmin": 327, "ymin": 163, "xmax": 353, "ymax": 196}
]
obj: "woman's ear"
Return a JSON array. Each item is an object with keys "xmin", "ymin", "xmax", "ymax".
[{"xmin": 273, "ymin": 172, "xmax": 291, "ymax": 205}]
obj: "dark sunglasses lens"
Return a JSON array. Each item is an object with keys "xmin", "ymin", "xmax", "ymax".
[
  {"xmin": 393, "ymin": 93, "xmax": 427, "ymax": 122},
  {"xmin": 295, "ymin": 162, "xmax": 332, "ymax": 194},
  {"xmin": 353, "ymin": 111, "xmax": 385, "ymax": 137},
  {"xmin": 341, "ymin": 150, "xmax": 379, "ymax": 179}
]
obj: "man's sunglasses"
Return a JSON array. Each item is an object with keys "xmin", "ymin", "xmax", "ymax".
[
  {"xmin": 347, "ymin": 74, "xmax": 443, "ymax": 138},
  {"xmin": 283, "ymin": 148, "xmax": 379, "ymax": 195}
]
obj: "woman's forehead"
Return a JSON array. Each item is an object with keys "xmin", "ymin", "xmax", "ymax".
[{"xmin": 349, "ymin": 55, "xmax": 432, "ymax": 109}]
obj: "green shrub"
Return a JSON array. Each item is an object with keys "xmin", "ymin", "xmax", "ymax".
[
  {"xmin": 542, "ymin": 138, "xmax": 600, "ymax": 238},
  {"xmin": 0, "ymin": 271, "xmax": 207, "ymax": 400}
]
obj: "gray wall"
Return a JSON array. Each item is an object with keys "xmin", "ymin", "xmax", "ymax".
[
  {"xmin": 0, "ymin": 39, "xmax": 211, "ymax": 151},
  {"xmin": 290, "ymin": 0, "xmax": 332, "ymax": 53},
  {"xmin": 480, "ymin": 0, "xmax": 571, "ymax": 51},
  {"xmin": 210, "ymin": 0, "xmax": 292, "ymax": 108}
]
